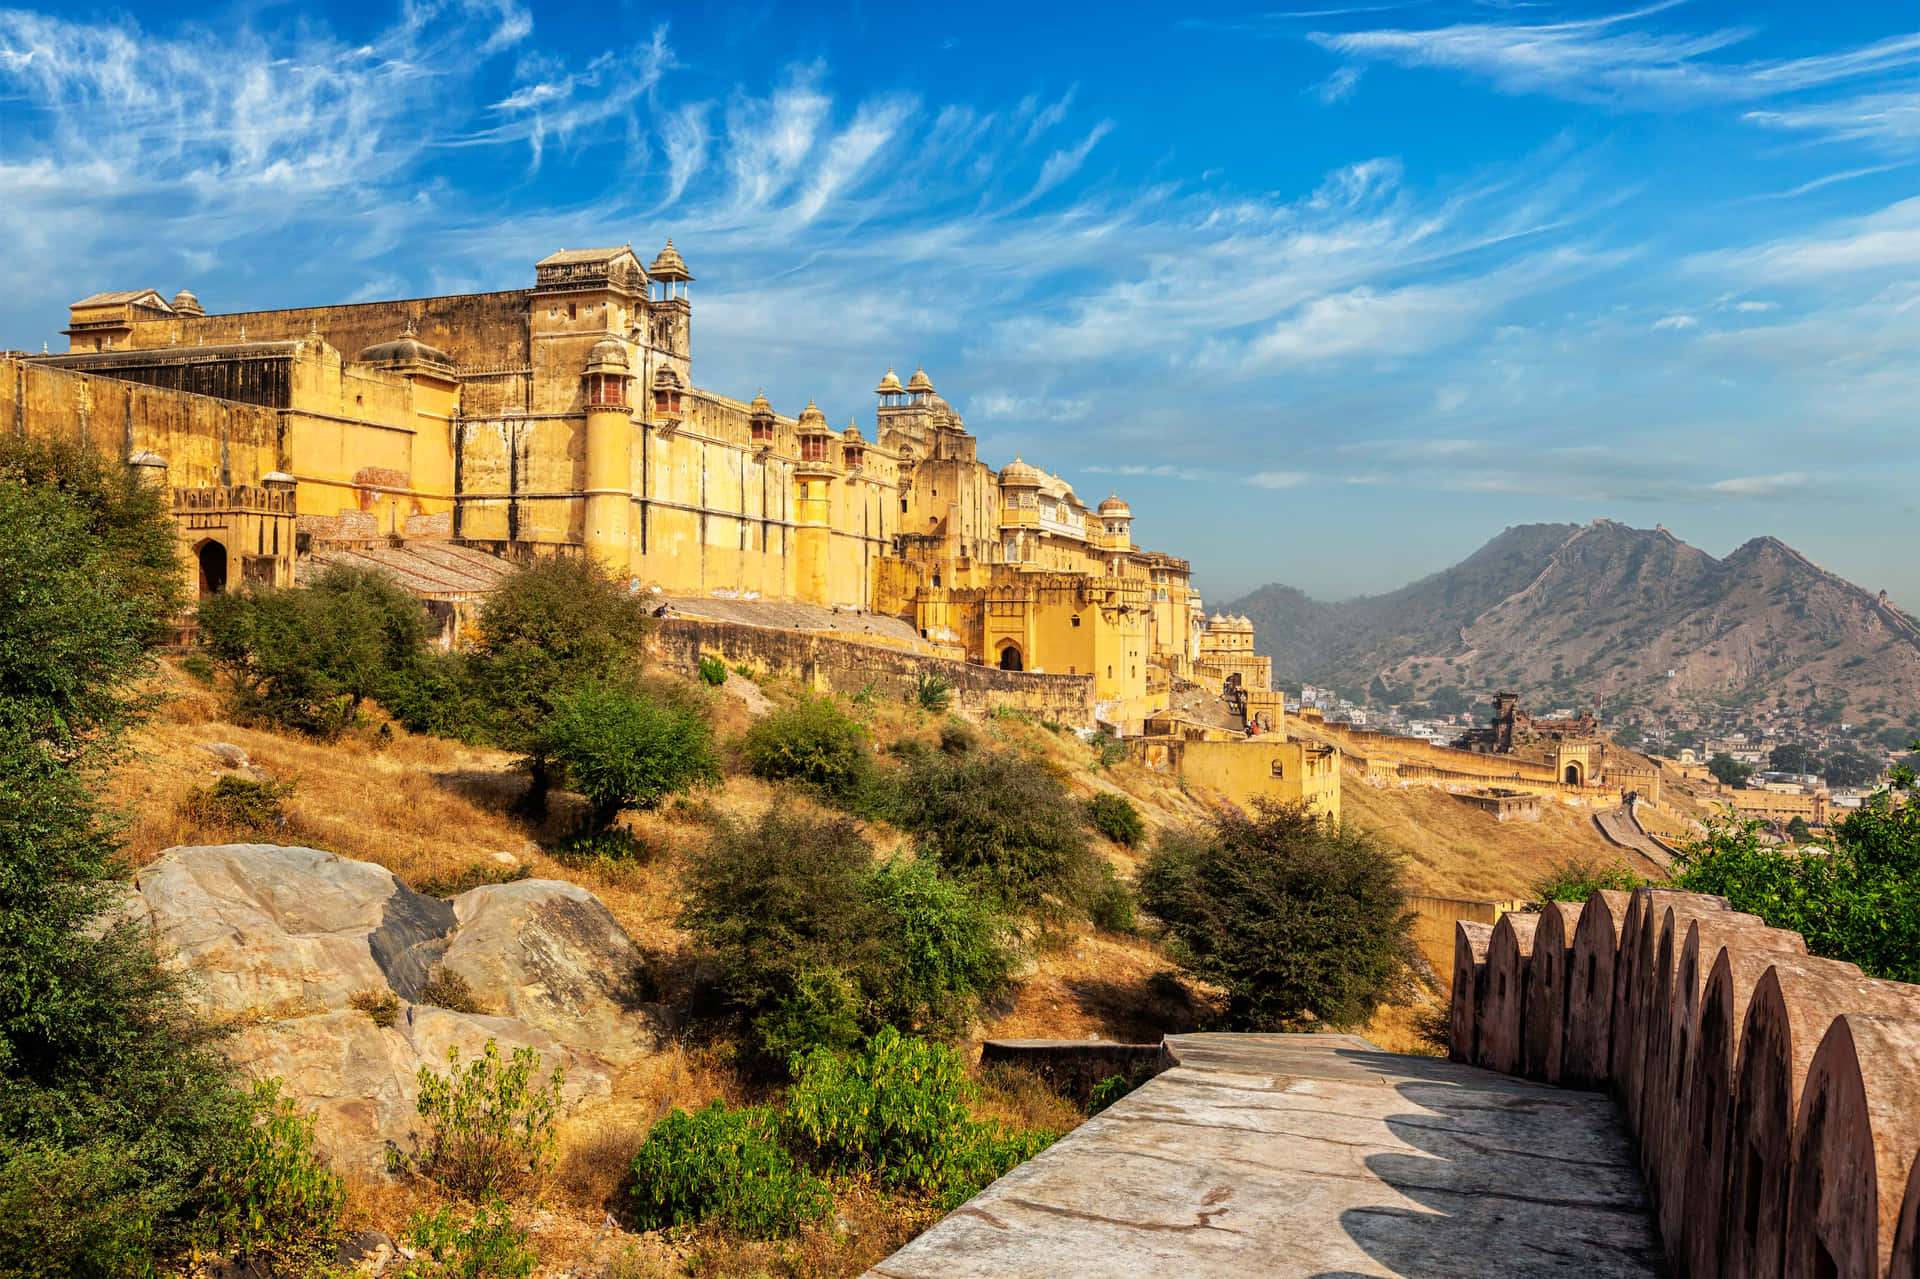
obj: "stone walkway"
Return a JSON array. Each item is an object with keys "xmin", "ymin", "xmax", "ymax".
[{"xmin": 868, "ymin": 1034, "xmax": 1666, "ymax": 1278}]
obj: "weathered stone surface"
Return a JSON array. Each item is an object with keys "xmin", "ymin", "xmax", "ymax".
[
  {"xmin": 1478, "ymin": 912, "xmax": 1538, "ymax": 1074},
  {"xmin": 202, "ymin": 741, "xmax": 251, "ymax": 767},
  {"xmin": 443, "ymin": 879, "xmax": 660, "ymax": 1067},
  {"xmin": 227, "ymin": 1003, "xmax": 611, "ymax": 1175},
  {"xmin": 869, "ymin": 1034, "xmax": 1664, "ymax": 1278},
  {"xmin": 1447, "ymin": 921, "xmax": 1492, "ymax": 1066},
  {"xmin": 139, "ymin": 844, "xmax": 455, "ymax": 1016},
  {"xmin": 1522, "ymin": 900, "xmax": 1581, "ymax": 1083},
  {"xmin": 1563, "ymin": 888, "xmax": 1628, "ymax": 1089}
]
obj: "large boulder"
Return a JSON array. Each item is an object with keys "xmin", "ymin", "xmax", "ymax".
[
  {"xmin": 443, "ymin": 879, "xmax": 662, "ymax": 1067},
  {"xmin": 228, "ymin": 1004, "xmax": 612, "ymax": 1175},
  {"xmin": 138, "ymin": 844, "xmax": 455, "ymax": 1017}
]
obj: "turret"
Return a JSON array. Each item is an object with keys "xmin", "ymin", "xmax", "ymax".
[
  {"xmin": 1095, "ymin": 493, "xmax": 1133, "ymax": 554},
  {"xmin": 748, "ymin": 389, "xmax": 776, "ymax": 451},
  {"xmin": 793, "ymin": 398, "xmax": 835, "ymax": 603},
  {"xmin": 583, "ymin": 335, "xmax": 633, "ymax": 572},
  {"xmin": 875, "ymin": 366, "xmax": 905, "ymax": 407}
]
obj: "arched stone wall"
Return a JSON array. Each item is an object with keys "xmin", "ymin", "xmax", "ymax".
[
  {"xmin": 1563, "ymin": 888, "xmax": 1628, "ymax": 1089},
  {"xmin": 1449, "ymin": 921, "xmax": 1492, "ymax": 1067},
  {"xmin": 1522, "ymin": 900, "xmax": 1582, "ymax": 1083},
  {"xmin": 1480, "ymin": 913, "xmax": 1539, "ymax": 1074}
]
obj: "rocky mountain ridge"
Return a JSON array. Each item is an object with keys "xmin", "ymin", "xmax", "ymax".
[{"xmin": 1222, "ymin": 520, "xmax": 1920, "ymax": 721}]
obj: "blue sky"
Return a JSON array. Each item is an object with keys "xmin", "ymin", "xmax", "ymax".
[{"xmin": 3, "ymin": 1, "xmax": 1918, "ymax": 606}]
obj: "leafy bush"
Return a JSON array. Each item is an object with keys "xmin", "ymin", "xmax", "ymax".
[
  {"xmin": 783, "ymin": 1029, "xmax": 1056, "ymax": 1209},
  {"xmin": 629, "ymin": 1101, "xmax": 828, "ymax": 1237},
  {"xmin": 400, "ymin": 1201, "xmax": 537, "ymax": 1279},
  {"xmin": 1707, "ymin": 753, "xmax": 1753, "ymax": 788},
  {"xmin": 350, "ymin": 988, "xmax": 401, "ymax": 1027},
  {"xmin": 539, "ymin": 681, "xmax": 719, "ymax": 826},
  {"xmin": 912, "ymin": 669, "xmax": 954, "ymax": 714},
  {"xmin": 679, "ymin": 811, "xmax": 1012, "ymax": 1061},
  {"xmin": 1086, "ymin": 727, "xmax": 1127, "ymax": 770},
  {"xmin": 739, "ymin": 695, "xmax": 876, "ymax": 810},
  {"xmin": 391, "ymin": 1040, "xmax": 564, "ymax": 1202},
  {"xmin": 198, "ymin": 564, "xmax": 435, "ymax": 739},
  {"xmin": 0, "ymin": 438, "xmax": 244, "ymax": 1272},
  {"xmin": 1086, "ymin": 863, "xmax": 1137, "ymax": 934},
  {"xmin": 181, "ymin": 652, "xmax": 217, "ymax": 687},
  {"xmin": 1139, "ymin": 799, "xmax": 1419, "ymax": 1029},
  {"xmin": 199, "ymin": 1078, "xmax": 344, "ymax": 1265},
  {"xmin": 1674, "ymin": 773, "xmax": 1920, "ymax": 981},
  {"xmin": 939, "ymin": 718, "xmax": 978, "ymax": 755},
  {"xmin": 1087, "ymin": 792, "xmax": 1145, "ymax": 847},
  {"xmin": 697, "ymin": 655, "xmax": 728, "ymax": 687},
  {"xmin": 1527, "ymin": 856, "xmax": 1641, "ymax": 904},
  {"xmin": 179, "ymin": 775, "xmax": 295, "ymax": 837},
  {"xmin": 893, "ymin": 747, "xmax": 1102, "ymax": 916}
]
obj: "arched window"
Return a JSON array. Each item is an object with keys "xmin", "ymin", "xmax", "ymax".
[{"xmin": 999, "ymin": 645, "xmax": 1023, "ymax": 672}]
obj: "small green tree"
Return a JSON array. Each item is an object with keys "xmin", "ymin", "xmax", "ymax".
[
  {"xmin": 1528, "ymin": 857, "xmax": 1641, "ymax": 903},
  {"xmin": 1786, "ymin": 815, "xmax": 1813, "ymax": 844},
  {"xmin": 540, "ymin": 682, "xmax": 719, "ymax": 827},
  {"xmin": 198, "ymin": 1079, "xmax": 344, "ymax": 1266},
  {"xmin": 1139, "ymin": 800, "xmax": 1418, "ymax": 1029},
  {"xmin": 629, "ymin": 1102, "xmax": 828, "ymax": 1237},
  {"xmin": 1088, "ymin": 793, "xmax": 1145, "ymax": 847},
  {"xmin": 1707, "ymin": 753, "xmax": 1753, "ymax": 789},
  {"xmin": 391, "ymin": 1041, "xmax": 565, "ymax": 1203},
  {"xmin": 738, "ymin": 695, "xmax": 876, "ymax": 809}
]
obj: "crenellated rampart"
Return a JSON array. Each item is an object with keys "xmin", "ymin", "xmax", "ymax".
[{"xmin": 1454, "ymin": 889, "xmax": 1920, "ymax": 1277}]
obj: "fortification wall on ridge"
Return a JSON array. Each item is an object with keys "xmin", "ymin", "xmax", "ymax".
[{"xmin": 1455, "ymin": 888, "xmax": 1920, "ymax": 1276}]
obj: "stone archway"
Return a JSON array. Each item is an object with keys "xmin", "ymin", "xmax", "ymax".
[
  {"xmin": 998, "ymin": 643, "xmax": 1024, "ymax": 672},
  {"xmin": 1565, "ymin": 762, "xmax": 1583, "ymax": 786},
  {"xmin": 195, "ymin": 539, "xmax": 228, "ymax": 596}
]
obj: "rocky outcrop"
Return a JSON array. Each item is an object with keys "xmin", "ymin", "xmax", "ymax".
[
  {"xmin": 134, "ymin": 845, "xmax": 656, "ymax": 1173},
  {"xmin": 443, "ymin": 879, "xmax": 661, "ymax": 1068}
]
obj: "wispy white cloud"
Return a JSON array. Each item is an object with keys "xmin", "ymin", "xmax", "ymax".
[
  {"xmin": 1652, "ymin": 313, "xmax": 1697, "ymax": 330},
  {"xmin": 1313, "ymin": 64, "xmax": 1365, "ymax": 104},
  {"xmin": 1248, "ymin": 470, "xmax": 1312, "ymax": 489},
  {"xmin": 1706, "ymin": 472, "xmax": 1811, "ymax": 497}
]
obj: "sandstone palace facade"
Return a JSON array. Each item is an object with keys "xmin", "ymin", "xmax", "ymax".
[{"xmin": 8, "ymin": 239, "xmax": 1243, "ymax": 725}]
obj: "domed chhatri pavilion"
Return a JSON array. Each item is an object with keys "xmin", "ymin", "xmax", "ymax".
[{"xmin": 33, "ymin": 236, "xmax": 1228, "ymax": 725}]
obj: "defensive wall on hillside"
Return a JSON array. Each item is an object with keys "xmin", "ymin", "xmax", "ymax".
[
  {"xmin": 1303, "ymin": 715, "xmax": 1654, "ymax": 804},
  {"xmin": 649, "ymin": 615, "xmax": 1097, "ymax": 723},
  {"xmin": 1454, "ymin": 887, "xmax": 1920, "ymax": 1277}
]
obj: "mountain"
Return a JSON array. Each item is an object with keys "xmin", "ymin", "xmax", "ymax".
[{"xmin": 1220, "ymin": 520, "xmax": 1920, "ymax": 724}]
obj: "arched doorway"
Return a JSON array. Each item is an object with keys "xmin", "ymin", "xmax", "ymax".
[
  {"xmin": 998, "ymin": 644, "xmax": 1023, "ymax": 671},
  {"xmin": 196, "ymin": 539, "xmax": 228, "ymax": 596},
  {"xmin": 1565, "ymin": 763, "xmax": 1583, "ymax": 786}
]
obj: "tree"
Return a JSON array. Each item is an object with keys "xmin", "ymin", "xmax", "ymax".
[
  {"xmin": 739, "ymin": 695, "xmax": 877, "ymax": 811},
  {"xmin": 1822, "ymin": 749, "xmax": 1881, "ymax": 790},
  {"xmin": 1528, "ymin": 857, "xmax": 1641, "ymax": 903},
  {"xmin": 1786, "ymin": 816, "xmax": 1813, "ymax": 844},
  {"xmin": 1139, "ymin": 800, "xmax": 1418, "ymax": 1029},
  {"xmin": 1768, "ymin": 743, "xmax": 1816, "ymax": 775},
  {"xmin": 470, "ymin": 557, "xmax": 654, "ymax": 817},
  {"xmin": 0, "ymin": 442, "xmax": 246, "ymax": 1270},
  {"xmin": 539, "ymin": 682, "xmax": 719, "ymax": 826},
  {"xmin": 1707, "ymin": 753, "xmax": 1753, "ymax": 788}
]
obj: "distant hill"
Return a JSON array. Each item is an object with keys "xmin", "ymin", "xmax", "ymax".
[{"xmin": 1221, "ymin": 520, "xmax": 1920, "ymax": 725}]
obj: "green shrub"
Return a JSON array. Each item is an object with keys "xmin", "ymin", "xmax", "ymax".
[
  {"xmin": 912, "ymin": 669, "xmax": 955, "ymax": 714},
  {"xmin": 181, "ymin": 652, "xmax": 217, "ymax": 687},
  {"xmin": 400, "ymin": 1201, "xmax": 537, "ymax": 1279},
  {"xmin": 199, "ymin": 1078, "xmax": 344, "ymax": 1265},
  {"xmin": 1086, "ymin": 1073, "xmax": 1139, "ymax": 1115},
  {"xmin": 391, "ymin": 1040, "xmax": 564, "ymax": 1202},
  {"xmin": 539, "ymin": 681, "xmax": 719, "ymax": 826},
  {"xmin": 1086, "ymin": 864, "xmax": 1137, "ymax": 934},
  {"xmin": 1087, "ymin": 793, "xmax": 1145, "ymax": 847},
  {"xmin": 0, "ymin": 439, "xmax": 244, "ymax": 1271},
  {"xmin": 548, "ymin": 825, "xmax": 651, "ymax": 869},
  {"xmin": 1086, "ymin": 727, "xmax": 1127, "ymax": 770},
  {"xmin": 198, "ymin": 564, "xmax": 435, "ymax": 739},
  {"xmin": 1674, "ymin": 774, "xmax": 1920, "ymax": 982},
  {"xmin": 350, "ymin": 988, "xmax": 401, "ymax": 1028},
  {"xmin": 381, "ymin": 649, "xmax": 495, "ymax": 745},
  {"xmin": 629, "ymin": 1101, "xmax": 828, "ymax": 1237},
  {"xmin": 179, "ymin": 775, "xmax": 295, "ymax": 837},
  {"xmin": 1528, "ymin": 856, "xmax": 1641, "ymax": 904},
  {"xmin": 412, "ymin": 861, "xmax": 532, "ymax": 899},
  {"xmin": 783, "ymin": 1029, "xmax": 1056, "ymax": 1208},
  {"xmin": 893, "ymin": 747, "xmax": 1102, "ymax": 916},
  {"xmin": 739, "ymin": 695, "xmax": 876, "ymax": 809},
  {"xmin": 939, "ymin": 718, "xmax": 978, "ymax": 755},
  {"xmin": 679, "ymin": 811, "xmax": 1012, "ymax": 1061},
  {"xmin": 697, "ymin": 655, "xmax": 728, "ymax": 687},
  {"xmin": 1139, "ymin": 799, "xmax": 1419, "ymax": 1029}
]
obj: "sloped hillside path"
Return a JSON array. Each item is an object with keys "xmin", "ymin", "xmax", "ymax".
[{"xmin": 868, "ymin": 1035, "xmax": 1663, "ymax": 1278}]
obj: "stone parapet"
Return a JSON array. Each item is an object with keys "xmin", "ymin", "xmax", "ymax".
[{"xmin": 1454, "ymin": 889, "xmax": 1920, "ymax": 1277}]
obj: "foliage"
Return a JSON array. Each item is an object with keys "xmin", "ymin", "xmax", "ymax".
[
  {"xmin": 1087, "ymin": 792, "xmax": 1145, "ymax": 847},
  {"xmin": 350, "ymin": 988, "xmax": 401, "ymax": 1028},
  {"xmin": 412, "ymin": 861, "xmax": 532, "ymax": 900},
  {"xmin": 198, "ymin": 1078, "xmax": 344, "ymax": 1265},
  {"xmin": 1086, "ymin": 727, "xmax": 1127, "ymax": 770},
  {"xmin": 1139, "ymin": 800, "xmax": 1419, "ymax": 1029},
  {"xmin": 198, "ymin": 564, "xmax": 435, "ymax": 739},
  {"xmin": 1086, "ymin": 1072, "xmax": 1146, "ymax": 1115},
  {"xmin": 1527, "ymin": 856, "xmax": 1642, "ymax": 904},
  {"xmin": 738, "ymin": 695, "xmax": 877, "ymax": 811},
  {"xmin": 938, "ymin": 718, "xmax": 978, "ymax": 755},
  {"xmin": 392, "ymin": 1040, "xmax": 564, "ymax": 1202},
  {"xmin": 1707, "ymin": 753, "xmax": 1754, "ymax": 788},
  {"xmin": 179, "ymin": 775, "xmax": 295, "ymax": 837},
  {"xmin": 893, "ymin": 746, "xmax": 1103, "ymax": 916},
  {"xmin": 0, "ymin": 440, "xmax": 246, "ymax": 1272},
  {"xmin": 697, "ymin": 654, "xmax": 728, "ymax": 687},
  {"xmin": 678, "ymin": 811, "xmax": 1012, "ymax": 1061},
  {"xmin": 539, "ymin": 681, "xmax": 719, "ymax": 826},
  {"xmin": 420, "ymin": 969, "xmax": 488, "ymax": 1016},
  {"xmin": 1674, "ymin": 766, "xmax": 1920, "ymax": 982},
  {"xmin": 912, "ymin": 669, "xmax": 954, "ymax": 714},
  {"xmin": 1086, "ymin": 863, "xmax": 1138, "ymax": 934},
  {"xmin": 629, "ymin": 1101, "xmax": 828, "ymax": 1238},
  {"xmin": 1786, "ymin": 816, "xmax": 1813, "ymax": 844},
  {"xmin": 400, "ymin": 1201, "xmax": 537, "ymax": 1279},
  {"xmin": 783, "ymin": 1029, "xmax": 1057, "ymax": 1209},
  {"xmin": 1823, "ymin": 749, "xmax": 1882, "ymax": 789},
  {"xmin": 1769, "ymin": 743, "xmax": 1817, "ymax": 774}
]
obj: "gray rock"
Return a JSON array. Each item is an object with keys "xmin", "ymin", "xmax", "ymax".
[
  {"xmin": 138, "ymin": 844, "xmax": 454, "ymax": 1017},
  {"xmin": 202, "ymin": 742, "xmax": 251, "ymax": 767},
  {"xmin": 444, "ymin": 879, "xmax": 661, "ymax": 1067}
]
